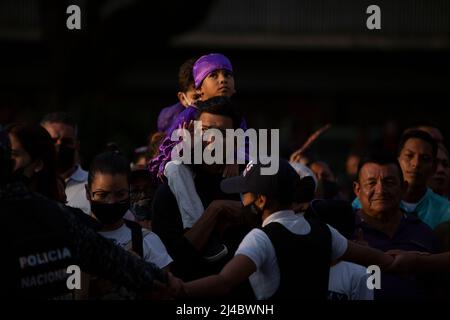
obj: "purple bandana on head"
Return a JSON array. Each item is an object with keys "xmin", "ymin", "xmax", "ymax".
[{"xmin": 193, "ymin": 53, "xmax": 233, "ymax": 89}]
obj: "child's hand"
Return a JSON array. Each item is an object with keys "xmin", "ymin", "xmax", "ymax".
[
  {"xmin": 178, "ymin": 120, "xmax": 195, "ymax": 147},
  {"xmin": 223, "ymin": 163, "xmax": 239, "ymax": 178}
]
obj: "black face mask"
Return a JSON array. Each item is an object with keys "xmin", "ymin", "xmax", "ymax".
[
  {"xmin": 242, "ymin": 200, "xmax": 262, "ymax": 215},
  {"xmin": 56, "ymin": 144, "xmax": 76, "ymax": 173},
  {"xmin": 91, "ymin": 199, "xmax": 130, "ymax": 225}
]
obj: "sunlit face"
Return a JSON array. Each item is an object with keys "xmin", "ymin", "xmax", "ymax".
[
  {"xmin": 87, "ymin": 173, "xmax": 129, "ymax": 204},
  {"xmin": 41, "ymin": 122, "xmax": 77, "ymax": 148},
  {"xmin": 354, "ymin": 162, "xmax": 404, "ymax": 217},
  {"xmin": 398, "ymin": 138, "xmax": 435, "ymax": 188},
  {"xmin": 241, "ymin": 192, "xmax": 258, "ymax": 207},
  {"xmin": 199, "ymin": 69, "xmax": 235, "ymax": 100}
]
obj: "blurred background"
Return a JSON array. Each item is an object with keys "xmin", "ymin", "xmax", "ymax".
[{"xmin": 1, "ymin": 0, "xmax": 449, "ymax": 173}]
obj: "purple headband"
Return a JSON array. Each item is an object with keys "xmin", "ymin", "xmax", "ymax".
[{"xmin": 193, "ymin": 53, "xmax": 233, "ymax": 89}]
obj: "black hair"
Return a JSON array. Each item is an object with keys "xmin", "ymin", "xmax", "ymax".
[
  {"xmin": 40, "ymin": 112, "xmax": 78, "ymax": 137},
  {"xmin": 405, "ymin": 120, "xmax": 441, "ymax": 132},
  {"xmin": 357, "ymin": 153, "xmax": 404, "ymax": 182},
  {"xmin": 88, "ymin": 151, "xmax": 131, "ymax": 188},
  {"xmin": 196, "ymin": 96, "xmax": 241, "ymax": 129},
  {"xmin": 398, "ymin": 130, "xmax": 438, "ymax": 159},
  {"xmin": 178, "ymin": 58, "xmax": 196, "ymax": 93},
  {"xmin": 6, "ymin": 122, "xmax": 63, "ymax": 202}
]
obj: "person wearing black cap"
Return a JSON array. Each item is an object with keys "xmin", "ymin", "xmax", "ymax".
[
  {"xmin": 180, "ymin": 159, "xmax": 395, "ymax": 300},
  {"xmin": 1, "ymin": 127, "xmax": 173, "ymax": 299}
]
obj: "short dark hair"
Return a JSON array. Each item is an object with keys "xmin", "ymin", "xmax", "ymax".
[
  {"xmin": 196, "ymin": 96, "xmax": 241, "ymax": 129},
  {"xmin": 88, "ymin": 151, "xmax": 130, "ymax": 188},
  {"xmin": 178, "ymin": 58, "xmax": 196, "ymax": 93},
  {"xmin": 398, "ymin": 130, "xmax": 438, "ymax": 159},
  {"xmin": 405, "ymin": 120, "xmax": 440, "ymax": 132},
  {"xmin": 41, "ymin": 112, "xmax": 78, "ymax": 137},
  {"xmin": 357, "ymin": 153, "xmax": 404, "ymax": 182}
]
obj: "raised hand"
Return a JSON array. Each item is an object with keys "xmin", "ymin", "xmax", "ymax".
[{"xmin": 290, "ymin": 124, "xmax": 331, "ymax": 163}]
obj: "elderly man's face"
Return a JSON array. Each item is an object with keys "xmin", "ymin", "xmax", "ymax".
[{"xmin": 354, "ymin": 163, "xmax": 404, "ymax": 218}]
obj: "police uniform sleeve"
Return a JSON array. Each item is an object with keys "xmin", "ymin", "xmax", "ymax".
[{"xmin": 61, "ymin": 204, "xmax": 168, "ymax": 291}]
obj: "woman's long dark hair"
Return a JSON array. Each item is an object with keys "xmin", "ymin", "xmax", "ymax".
[{"xmin": 6, "ymin": 122, "xmax": 65, "ymax": 202}]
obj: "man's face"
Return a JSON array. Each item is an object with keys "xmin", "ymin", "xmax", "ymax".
[
  {"xmin": 346, "ymin": 155, "xmax": 360, "ymax": 176},
  {"xmin": 354, "ymin": 163, "xmax": 404, "ymax": 217},
  {"xmin": 42, "ymin": 122, "xmax": 77, "ymax": 148},
  {"xmin": 398, "ymin": 138, "xmax": 435, "ymax": 188},
  {"xmin": 199, "ymin": 69, "xmax": 235, "ymax": 100},
  {"xmin": 428, "ymin": 147, "xmax": 450, "ymax": 196},
  {"xmin": 198, "ymin": 112, "xmax": 234, "ymax": 163}
]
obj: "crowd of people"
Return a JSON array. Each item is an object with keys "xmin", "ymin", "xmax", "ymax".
[{"xmin": 3, "ymin": 53, "xmax": 450, "ymax": 300}]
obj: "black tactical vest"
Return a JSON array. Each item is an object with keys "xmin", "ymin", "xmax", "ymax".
[
  {"xmin": 5, "ymin": 194, "xmax": 77, "ymax": 299},
  {"xmin": 262, "ymin": 216, "xmax": 332, "ymax": 300}
]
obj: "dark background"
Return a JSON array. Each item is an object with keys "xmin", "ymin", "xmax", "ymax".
[{"xmin": 1, "ymin": 0, "xmax": 449, "ymax": 174}]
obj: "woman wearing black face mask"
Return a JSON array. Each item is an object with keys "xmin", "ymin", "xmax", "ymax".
[
  {"xmin": 85, "ymin": 151, "xmax": 172, "ymax": 299},
  {"xmin": 87, "ymin": 151, "xmax": 172, "ymax": 263},
  {"xmin": 6, "ymin": 123, "xmax": 66, "ymax": 202}
]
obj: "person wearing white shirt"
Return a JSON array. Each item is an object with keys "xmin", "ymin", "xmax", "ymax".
[
  {"xmin": 86, "ymin": 150, "xmax": 172, "ymax": 269},
  {"xmin": 328, "ymin": 261, "xmax": 374, "ymax": 300},
  {"xmin": 41, "ymin": 112, "xmax": 91, "ymax": 213}
]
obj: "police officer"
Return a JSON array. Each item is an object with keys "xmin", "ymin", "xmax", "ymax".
[{"xmin": 1, "ymin": 127, "xmax": 168, "ymax": 299}]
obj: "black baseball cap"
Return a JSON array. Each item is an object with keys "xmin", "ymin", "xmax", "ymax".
[{"xmin": 220, "ymin": 159, "xmax": 300, "ymax": 204}]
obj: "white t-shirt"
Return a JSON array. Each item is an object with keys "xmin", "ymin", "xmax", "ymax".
[
  {"xmin": 328, "ymin": 262, "xmax": 374, "ymax": 300},
  {"xmin": 235, "ymin": 210, "xmax": 348, "ymax": 300},
  {"xmin": 65, "ymin": 166, "xmax": 91, "ymax": 214},
  {"xmin": 99, "ymin": 224, "xmax": 172, "ymax": 269}
]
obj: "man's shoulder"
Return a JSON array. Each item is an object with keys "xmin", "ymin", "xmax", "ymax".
[
  {"xmin": 428, "ymin": 189, "xmax": 450, "ymax": 209},
  {"xmin": 240, "ymin": 228, "xmax": 272, "ymax": 248}
]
